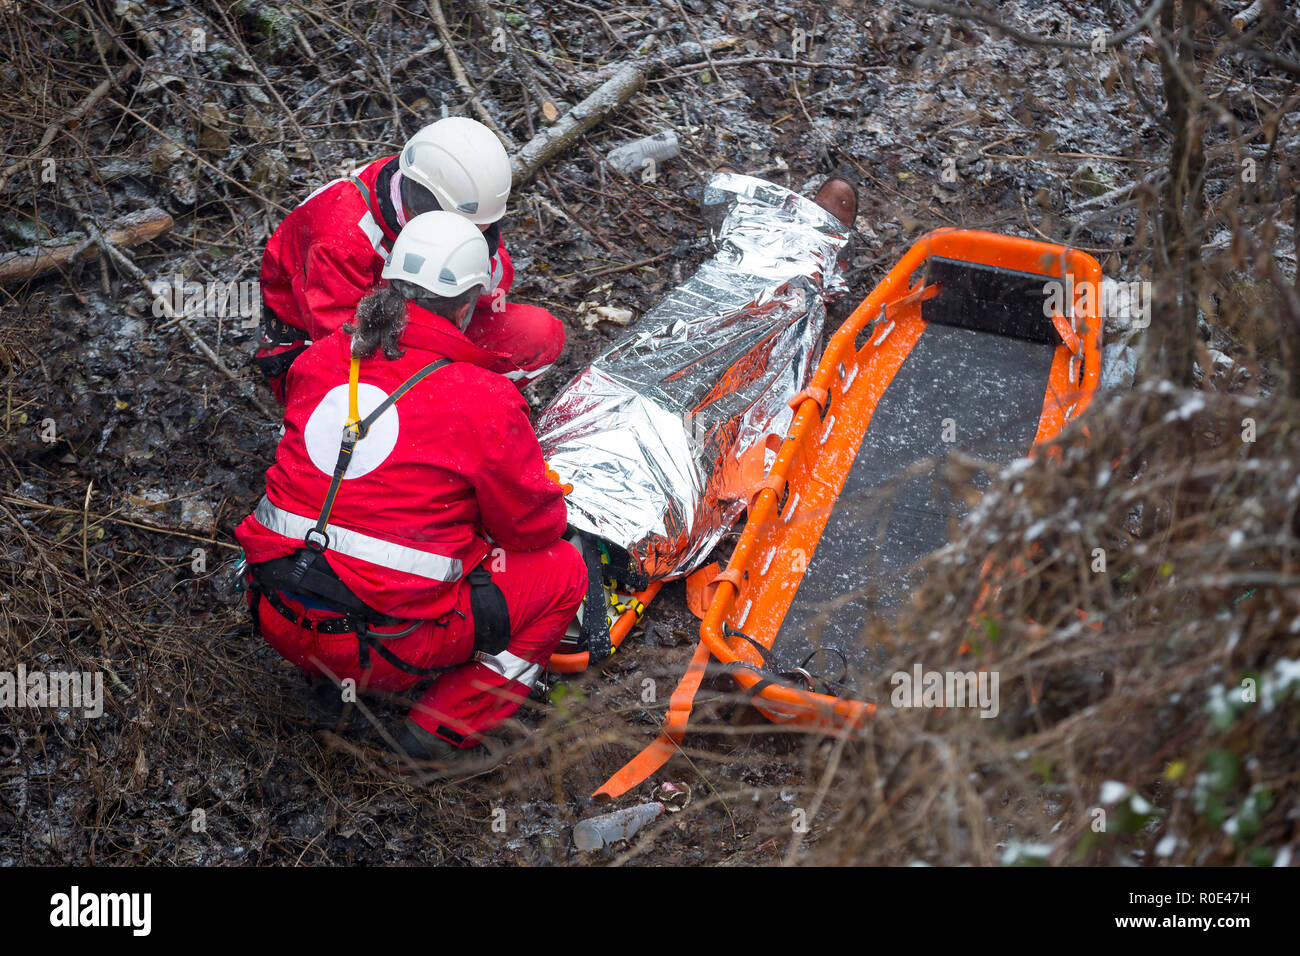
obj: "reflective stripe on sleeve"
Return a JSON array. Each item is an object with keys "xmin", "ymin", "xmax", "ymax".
[
  {"xmin": 357, "ymin": 210, "xmax": 388, "ymax": 256},
  {"xmin": 503, "ymin": 362, "xmax": 553, "ymax": 383}
]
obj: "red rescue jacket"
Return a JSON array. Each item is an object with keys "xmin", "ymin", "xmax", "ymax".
[
  {"xmin": 259, "ymin": 155, "xmax": 514, "ymax": 344},
  {"xmin": 235, "ymin": 301, "xmax": 566, "ymax": 621}
]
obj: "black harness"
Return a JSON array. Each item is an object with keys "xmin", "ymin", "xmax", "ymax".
[
  {"xmin": 245, "ymin": 554, "xmax": 510, "ymax": 677},
  {"xmin": 247, "ymin": 356, "xmax": 511, "ymax": 675},
  {"xmin": 306, "ymin": 358, "xmax": 452, "ymax": 554},
  {"xmin": 722, "ymin": 624, "xmax": 852, "ymax": 700}
]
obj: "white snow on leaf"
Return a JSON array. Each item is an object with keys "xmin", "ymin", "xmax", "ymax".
[
  {"xmin": 1273, "ymin": 658, "xmax": 1300, "ymax": 691},
  {"xmin": 1001, "ymin": 841, "xmax": 1053, "ymax": 865},
  {"xmin": 1206, "ymin": 683, "xmax": 1236, "ymax": 724},
  {"xmin": 1100, "ymin": 780, "xmax": 1128, "ymax": 804},
  {"xmin": 1162, "ymin": 394, "xmax": 1206, "ymax": 422}
]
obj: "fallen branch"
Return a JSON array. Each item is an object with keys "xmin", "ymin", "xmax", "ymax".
[
  {"xmin": 0, "ymin": 207, "xmax": 173, "ymax": 285},
  {"xmin": 0, "ymin": 493, "xmax": 240, "ymax": 550},
  {"xmin": 1232, "ymin": 1, "xmax": 1264, "ymax": 32},
  {"xmin": 901, "ymin": 0, "xmax": 1162, "ymax": 52},
  {"xmin": 510, "ymin": 54, "xmax": 649, "ymax": 185},
  {"xmin": 577, "ymin": 252, "xmax": 673, "ymax": 279},
  {"xmin": 665, "ymin": 56, "xmax": 893, "ymax": 78},
  {"xmin": 569, "ymin": 36, "xmax": 736, "ymax": 88}
]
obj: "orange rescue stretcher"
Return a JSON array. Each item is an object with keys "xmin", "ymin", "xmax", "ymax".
[
  {"xmin": 699, "ymin": 228, "xmax": 1102, "ymax": 727},
  {"xmin": 594, "ymin": 228, "xmax": 1103, "ymax": 796}
]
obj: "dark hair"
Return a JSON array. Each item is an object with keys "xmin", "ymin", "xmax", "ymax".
[
  {"xmin": 345, "ymin": 279, "xmax": 482, "ymax": 359},
  {"xmin": 399, "ymin": 176, "xmax": 440, "ymax": 218},
  {"xmin": 398, "ymin": 177, "xmax": 501, "ymax": 255}
]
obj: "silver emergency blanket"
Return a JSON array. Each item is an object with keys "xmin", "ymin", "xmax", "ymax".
[{"xmin": 536, "ymin": 172, "xmax": 850, "ymax": 579}]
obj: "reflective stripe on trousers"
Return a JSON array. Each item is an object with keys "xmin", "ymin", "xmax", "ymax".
[{"xmin": 474, "ymin": 649, "xmax": 541, "ymax": 688}]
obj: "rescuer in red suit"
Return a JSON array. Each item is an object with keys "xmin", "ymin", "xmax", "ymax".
[
  {"xmin": 255, "ymin": 117, "xmax": 562, "ymax": 403},
  {"xmin": 237, "ymin": 211, "xmax": 585, "ymax": 764}
]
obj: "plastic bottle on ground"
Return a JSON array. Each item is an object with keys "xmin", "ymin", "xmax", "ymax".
[
  {"xmin": 572, "ymin": 801, "xmax": 665, "ymax": 850},
  {"xmin": 606, "ymin": 131, "xmax": 680, "ymax": 177}
]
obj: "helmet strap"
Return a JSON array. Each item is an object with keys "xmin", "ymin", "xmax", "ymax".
[{"xmin": 389, "ymin": 171, "xmax": 409, "ymax": 228}]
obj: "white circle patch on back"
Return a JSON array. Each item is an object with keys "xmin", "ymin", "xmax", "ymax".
[{"xmin": 303, "ymin": 382, "xmax": 400, "ymax": 479}]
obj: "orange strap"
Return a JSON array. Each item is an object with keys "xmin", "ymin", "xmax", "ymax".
[
  {"xmin": 884, "ymin": 280, "xmax": 942, "ymax": 320},
  {"xmin": 346, "ymin": 357, "xmax": 361, "ymax": 426},
  {"xmin": 684, "ymin": 562, "xmax": 721, "ymax": 621},
  {"xmin": 1050, "ymin": 311, "xmax": 1082, "ymax": 354},
  {"xmin": 747, "ymin": 473, "xmax": 786, "ymax": 513},
  {"xmin": 593, "ymin": 639, "xmax": 712, "ymax": 799},
  {"xmin": 543, "ymin": 461, "xmax": 573, "ymax": 495},
  {"xmin": 711, "ymin": 567, "xmax": 744, "ymax": 595},
  {"xmin": 318, "ymin": 357, "xmax": 363, "ymax": 531},
  {"xmin": 787, "ymin": 386, "xmax": 828, "ymax": 413}
]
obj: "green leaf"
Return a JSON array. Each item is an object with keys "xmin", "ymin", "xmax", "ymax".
[
  {"xmin": 1247, "ymin": 846, "xmax": 1276, "ymax": 866},
  {"xmin": 1204, "ymin": 749, "xmax": 1238, "ymax": 793},
  {"xmin": 1204, "ymin": 793, "xmax": 1227, "ymax": 829}
]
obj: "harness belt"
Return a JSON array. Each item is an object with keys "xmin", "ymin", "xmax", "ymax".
[
  {"xmin": 246, "ymin": 550, "xmax": 438, "ymax": 675},
  {"xmin": 247, "ymin": 553, "xmax": 512, "ymax": 677}
]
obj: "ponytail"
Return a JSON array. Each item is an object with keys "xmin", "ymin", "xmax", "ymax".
[
  {"xmin": 345, "ymin": 279, "xmax": 486, "ymax": 359},
  {"xmin": 345, "ymin": 285, "xmax": 408, "ymax": 360}
]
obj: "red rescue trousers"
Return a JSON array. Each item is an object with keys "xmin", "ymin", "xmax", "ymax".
[
  {"xmin": 464, "ymin": 301, "xmax": 564, "ymax": 390},
  {"xmin": 252, "ymin": 539, "xmax": 586, "ymax": 748}
]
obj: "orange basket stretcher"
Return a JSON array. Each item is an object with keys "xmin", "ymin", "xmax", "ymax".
[{"xmin": 694, "ymin": 228, "xmax": 1104, "ymax": 729}]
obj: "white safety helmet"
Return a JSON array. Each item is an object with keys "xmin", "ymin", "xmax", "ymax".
[
  {"xmin": 381, "ymin": 211, "xmax": 490, "ymax": 300},
  {"xmin": 399, "ymin": 117, "xmax": 512, "ymax": 225}
]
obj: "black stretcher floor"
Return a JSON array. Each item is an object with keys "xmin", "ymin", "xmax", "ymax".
[{"xmin": 767, "ymin": 323, "xmax": 1057, "ymax": 692}]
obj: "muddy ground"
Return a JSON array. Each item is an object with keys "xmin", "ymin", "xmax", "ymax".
[{"xmin": 2, "ymin": 1, "xmax": 1297, "ymax": 865}]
